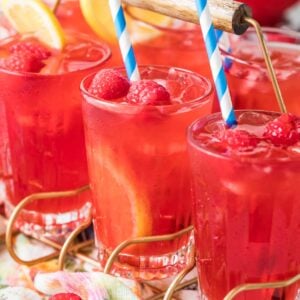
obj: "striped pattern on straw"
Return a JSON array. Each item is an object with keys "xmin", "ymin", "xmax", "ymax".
[
  {"xmin": 215, "ymin": 29, "xmax": 232, "ymax": 71},
  {"xmin": 109, "ymin": 0, "xmax": 140, "ymax": 81},
  {"xmin": 195, "ymin": 0, "xmax": 236, "ymax": 127}
]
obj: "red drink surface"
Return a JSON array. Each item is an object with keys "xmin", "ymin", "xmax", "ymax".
[
  {"xmin": 128, "ymin": 19, "xmax": 219, "ymax": 112},
  {"xmin": 0, "ymin": 33, "xmax": 110, "ymax": 235},
  {"xmin": 81, "ymin": 66, "xmax": 213, "ymax": 279},
  {"xmin": 125, "ymin": 11, "xmax": 212, "ymax": 79},
  {"xmin": 54, "ymin": 0, "xmax": 96, "ymax": 36},
  {"xmin": 222, "ymin": 28, "xmax": 300, "ymax": 115},
  {"xmin": 188, "ymin": 111, "xmax": 300, "ymax": 300}
]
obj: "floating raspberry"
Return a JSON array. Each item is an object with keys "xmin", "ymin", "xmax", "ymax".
[
  {"xmin": 263, "ymin": 113, "xmax": 300, "ymax": 146},
  {"xmin": 49, "ymin": 293, "xmax": 82, "ymax": 300},
  {"xmin": 219, "ymin": 129, "xmax": 259, "ymax": 150},
  {"xmin": 0, "ymin": 52, "xmax": 45, "ymax": 72},
  {"xmin": 88, "ymin": 69, "xmax": 130, "ymax": 100},
  {"xmin": 10, "ymin": 40, "xmax": 52, "ymax": 60},
  {"xmin": 127, "ymin": 80, "xmax": 171, "ymax": 105}
]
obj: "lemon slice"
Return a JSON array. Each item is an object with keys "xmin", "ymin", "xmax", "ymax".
[
  {"xmin": 126, "ymin": 7, "xmax": 175, "ymax": 44},
  {"xmin": 79, "ymin": 0, "xmax": 174, "ymax": 44},
  {"xmin": 126, "ymin": 6, "xmax": 175, "ymax": 28},
  {"xmin": 1, "ymin": 0, "xmax": 65, "ymax": 49},
  {"xmin": 79, "ymin": 0, "xmax": 118, "ymax": 45},
  {"xmin": 92, "ymin": 144, "xmax": 152, "ymax": 248}
]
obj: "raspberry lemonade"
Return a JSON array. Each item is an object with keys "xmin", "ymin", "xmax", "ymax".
[
  {"xmin": 0, "ymin": 33, "xmax": 111, "ymax": 238},
  {"xmin": 79, "ymin": 3, "xmax": 213, "ymax": 82},
  {"xmin": 221, "ymin": 28, "xmax": 300, "ymax": 114},
  {"xmin": 81, "ymin": 66, "xmax": 213, "ymax": 279},
  {"xmin": 126, "ymin": 8, "xmax": 212, "ymax": 79},
  {"xmin": 188, "ymin": 111, "xmax": 300, "ymax": 300}
]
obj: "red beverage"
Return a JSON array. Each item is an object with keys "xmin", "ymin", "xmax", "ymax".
[
  {"xmin": 0, "ymin": 16, "xmax": 15, "ymax": 208},
  {"xmin": 81, "ymin": 66, "xmax": 213, "ymax": 280},
  {"xmin": 126, "ymin": 8, "xmax": 212, "ymax": 79},
  {"xmin": 0, "ymin": 32, "xmax": 111, "ymax": 238},
  {"xmin": 50, "ymin": 0, "xmax": 98, "ymax": 37},
  {"xmin": 221, "ymin": 28, "xmax": 300, "ymax": 114},
  {"xmin": 188, "ymin": 110, "xmax": 300, "ymax": 299}
]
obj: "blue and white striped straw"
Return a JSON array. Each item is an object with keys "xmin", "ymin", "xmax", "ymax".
[
  {"xmin": 109, "ymin": 0, "xmax": 140, "ymax": 81},
  {"xmin": 215, "ymin": 29, "xmax": 232, "ymax": 71},
  {"xmin": 195, "ymin": 0, "xmax": 237, "ymax": 127}
]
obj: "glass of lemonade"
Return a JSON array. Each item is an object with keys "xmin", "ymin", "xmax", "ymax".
[
  {"xmin": 220, "ymin": 28, "xmax": 300, "ymax": 114},
  {"xmin": 126, "ymin": 8, "xmax": 212, "ymax": 79},
  {"xmin": 81, "ymin": 65, "xmax": 214, "ymax": 280},
  {"xmin": 0, "ymin": 32, "xmax": 111, "ymax": 239},
  {"xmin": 188, "ymin": 110, "xmax": 300, "ymax": 300}
]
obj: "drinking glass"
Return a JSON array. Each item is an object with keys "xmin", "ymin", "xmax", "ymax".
[
  {"xmin": 221, "ymin": 27, "xmax": 300, "ymax": 114},
  {"xmin": 1, "ymin": 32, "xmax": 111, "ymax": 239},
  {"xmin": 81, "ymin": 65, "xmax": 214, "ymax": 280},
  {"xmin": 187, "ymin": 110, "xmax": 300, "ymax": 300}
]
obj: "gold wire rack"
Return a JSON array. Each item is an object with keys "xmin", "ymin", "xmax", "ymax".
[
  {"xmin": 2, "ymin": 185, "xmax": 300, "ymax": 300},
  {"xmin": 1, "ymin": 4, "xmax": 299, "ymax": 299}
]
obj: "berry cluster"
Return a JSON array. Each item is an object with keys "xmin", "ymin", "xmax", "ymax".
[
  {"xmin": 220, "ymin": 113, "xmax": 300, "ymax": 150},
  {"xmin": 88, "ymin": 69, "xmax": 171, "ymax": 105},
  {"xmin": 49, "ymin": 293, "xmax": 82, "ymax": 300},
  {"xmin": 0, "ymin": 39, "xmax": 51, "ymax": 73}
]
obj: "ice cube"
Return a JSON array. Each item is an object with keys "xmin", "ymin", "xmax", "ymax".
[
  {"xmin": 238, "ymin": 111, "xmax": 274, "ymax": 126},
  {"xmin": 204, "ymin": 119, "xmax": 226, "ymax": 135},
  {"xmin": 166, "ymin": 68, "xmax": 206, "ymax": 102},
  {"xmin": 289, "ymin": 143, "xmax": 300, "ymax": 155}
]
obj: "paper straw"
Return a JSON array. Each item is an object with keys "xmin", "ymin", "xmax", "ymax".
[
  {"xmin": 195, "ymin": 0, "xmax": 237, "ymax": 127},
  {"xmin": 109, "ymin": 0, "xmax": 140, "ymax": 81},
  {"xmin": 215, "ymin": 29, "xmax": 232, "ymax": 70}
]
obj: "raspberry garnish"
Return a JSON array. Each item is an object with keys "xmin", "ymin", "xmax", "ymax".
[
  {"xmin": 263, "ymin": 113, "xmax": 300, "ymax": 146},
  {"xmin": 88, "ymin": 69, "xmax": 130, "ymax": 100},
  {"xmin": 127, "ymin": 80, "xmax": 171, "ymax": 105},
  {"xmin": 10, "ymin": 40, "xmax": 52, "ymax": 60},
  {"xmin": 0, "ymin": 52, "xmax": 45, "ymax": 72},
  {"xmin": 219, "ymin": 129, "xmax": 259, "ymax": 150},
  {"xmin": 49, "ymin": 293, "xmax": 82, "ymax": 300}
]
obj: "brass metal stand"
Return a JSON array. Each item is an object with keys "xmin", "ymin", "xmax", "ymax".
[
  {"xmin": 4, "ymin": 193, "xmax": 300, "ymax": 299},
  {"xmin": 224, "ymin": 274, "xmax": 300, "ymax": 300},
  {"xmin": 163, "ymin": 259, "xmax": 196, "ymax": 300},
  {"xmin": 103, "ymin": 225, "xmax": 194, "ymax": 274},
  {"xmin": 244, "ymin": 17, "xmax": 287, "ymax": 113},
  {"xmin": 58, "ymin": 218, "xmax": 93, "ymax": 270},
  {"xmin": 5, "ymin": 185, "xmax": 90, "ymax": 266}
]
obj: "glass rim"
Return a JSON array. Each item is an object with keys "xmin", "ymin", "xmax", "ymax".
[
  {"xmin": 0, "ymin": 30, "xmax": 112, "ymax": 78},
  {"xmin": 80, "ymin": 65, "xmax": 214, "ymax": 110},
  {"xmin": 219, "ymin": 27, "xmax": 300, "ymax": 71},
  {"xmin": 187, "ymin": 109, "xmax": 300, "ymax": 163}
]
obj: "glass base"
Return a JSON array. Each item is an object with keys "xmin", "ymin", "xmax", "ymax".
[
  {"xmin": 5, "ymin": 201, "xmax": 91, "ymax": 242},
  {"xmin": 97, "ymin": 233, "xmax": 194, "ymax": 281}
]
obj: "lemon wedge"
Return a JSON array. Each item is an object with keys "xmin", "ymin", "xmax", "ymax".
[
  {"xmin": 91, "ymin": 144, "xmax": 152, "ymax": 248},
  {"xmin": 79, "ymin": 0, "xmax": 118, "ymax": 45},
  {"xmin": 126, "ymin": 6, "xmax": 175, "ymax": 28},
  {"xmin": 125, "ymin": 7, "xmax": 175, "ymax": 44},
  {"xmin": 79, "ymin": 0, "xmax": 174, "ymax": 45},
  {"xmin": 1, "ymin": 0, "xmax": 65, "ymax": 49}
]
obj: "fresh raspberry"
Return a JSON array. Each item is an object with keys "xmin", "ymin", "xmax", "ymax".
[
  {"xmin": 127, "ymin": 80, "xmax": 171, "ymax": 105},
  {"xmin": 10, "ymin": 40, "xmax": 52, "ymax": 60},
  {"xmin": 88, "ymin": 69, "xmax": 130, "ymax": 100},
  {"xmin": 0, "ymin": 52, "xmax": 45, "ymax": 72},
  {"xmin": 263, "ymin": 113, "xmax": 300, "ymax": 146},
  {"xmin": 49, "ymin": 293, "xmax": 82, "ymax": 300},
  {"xmin": 219, "ymin": 129, "xmax": 259, "ymax": 150}
]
